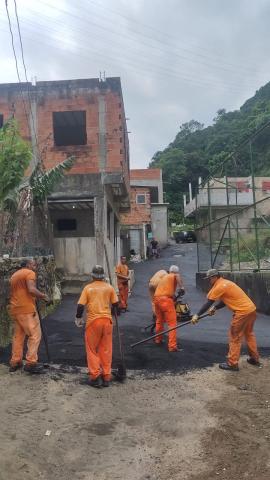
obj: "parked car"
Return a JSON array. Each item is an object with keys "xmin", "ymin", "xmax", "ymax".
[{"xmin": 174, "ymin": 230, "xmax": 196, "ymax": 243}]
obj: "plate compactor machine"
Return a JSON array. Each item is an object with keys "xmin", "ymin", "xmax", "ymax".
[{"xmin": 144, "ymin": 290, "xmax": 192, "ymax": 334}]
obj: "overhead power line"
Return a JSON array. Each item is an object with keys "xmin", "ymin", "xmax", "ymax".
[
  {"xmin": 38, "ymin": 0, "xmax": 265, "ymax": 78},
  {"xmin": 0, "ymin": 21, "xmax": 253, "ymax": 95},
  {"xmin": 0, "ymin": 15, "xmax": 262, "ymax": 94},
  {"xmin": 4, "ymin": 0, "xmax": 30, "ymax": 128},
  {"xmin": 13, "ymin": 0, "xmax": 40, "ymax": 164},
  {"xmin": 87, "ymin": 0, "xmax": 261, "ymax": 75}
]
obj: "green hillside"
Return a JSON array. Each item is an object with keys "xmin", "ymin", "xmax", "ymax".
[{"xmin": 150, "ymin": 82, "xmax": 270, "ymax": 222}]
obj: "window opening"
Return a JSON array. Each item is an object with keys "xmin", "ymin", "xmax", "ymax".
[
  {"xmin": 57, "ymin": 218, "xmax": 77, "ymax": 231},
  {"xmin": 136, "ymin": 194, "xmax": 146, "ymax": 204},
  {"xmin": 53, "ymin": 110, "xmax": 87, "ymax": 146}
]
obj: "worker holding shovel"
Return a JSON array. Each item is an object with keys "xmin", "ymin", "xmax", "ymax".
[
  {"xmin": 115, "ymin": 256, "xmax": 130, "ymax": 312},
  {"xmin": 75, "ymin": 265, "xmax": 119, "ymax": 388},
  {"xmin": 191, "ymin": 268, "xmax": 261, "ymax": 371},
  {"xmin": 9, "ymin": 258, "xmax": 49, "ymax": 374}
]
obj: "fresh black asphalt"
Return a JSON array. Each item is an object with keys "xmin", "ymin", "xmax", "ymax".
[{"xmin": 2, "ymin": 243, "xmax": 270, "ymax": 373}]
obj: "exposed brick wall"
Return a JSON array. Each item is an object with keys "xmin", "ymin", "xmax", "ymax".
[
  {"xmin": 0, "ymin": 85, "xmax": 31, "ymax": 142},
  {"xmin": 0, "ymin": 79, "xmax": 129, "ymax": 180},
  {"xmin": 121, "ymin": 186, "xmax": 151, "ymax": 225},
  {"xmin": 130, "ymin": 168, "xmax": 161, "ymax": 180}
]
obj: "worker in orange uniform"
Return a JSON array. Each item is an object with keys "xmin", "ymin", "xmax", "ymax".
[
  {"xmin": 115, "ymin": 256, "xmax": 130, "ymax": 312},
  {"xmin": 191, "ymin": 269, "xmax": 261, "ymax": 371},
  {"xmin": 149, "ymin": 269, "xmax": 167, "ymax": 317},
  {"xmin": 75, "ymin": 265, "xmax": 119, "ymax": 388},
  {"xmin": 154, "ymin": 265, "xmax": 185, "ymax": 352},
  {"xmin": 9, "ymin": 258, "xmax": 49, "ymax": 374}
]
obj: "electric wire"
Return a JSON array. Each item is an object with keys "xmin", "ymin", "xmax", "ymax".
[
  {"xmin": 0, "ymin": 19, "xmax": 261, "ymax": 95},
  {"xmin": 0, "ymin": 0, "xmax": 266, "ymax": 92},
  {"xmin": 37, "ymin": 0, "xmax": 266, "ymax": 78},
  {"xmin": 13, "ymin": 0, "xmax": 40, "ymax": 164},
  {"xmin": 87, "ymin": 0, "xmax": 262, "ymax": 74},
  {"xmin": 4, "ymin": 0, "xmax": 30, "ymax": 135}
]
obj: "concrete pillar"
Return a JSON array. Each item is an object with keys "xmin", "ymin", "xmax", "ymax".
[
  {"xmin": 98, "ymin": 95, "xmax": 107, "ymax": 171},
  {"xmin": 189, "ymin": 182, "xmax": 192, "ymax": 202},
  {"xmin": 29, "ymin": 90, "xmax": 39, "ymax": 171},
  {"xmin": 183, "ymin": 194, "xmax": 187, "ymax": 207},
  {"xmin": 94, "ymin": 195, "xmax": 105, "ymax": 266}
]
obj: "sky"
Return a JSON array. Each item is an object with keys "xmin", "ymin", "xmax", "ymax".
[{"xmin": 1, "ymin": 0, "xmax": 270, "ymax": 168}]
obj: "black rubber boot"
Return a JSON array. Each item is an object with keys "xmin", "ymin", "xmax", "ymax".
[
  {"xmin": 9, "ymin": 362, "xmax": 23, "ymax": 373},
  {"xmin": 219, "ymin": 362, "xmax": 239, "ymax": 372},
  {"xmin": 89, "ymin": 377, "xmax": 103, "ymax": 388},
  {"xmin": 24, "ymin": 363, "xmax": 45, "ymax": 374},
  {"xmin": 247, "ymin": 357, "xmax": 262, "ymax": 367}
]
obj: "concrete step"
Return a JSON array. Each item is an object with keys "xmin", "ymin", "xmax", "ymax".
[{"xmin": 61, "ymin": 276, "xmax": 90, "ymax": 294}]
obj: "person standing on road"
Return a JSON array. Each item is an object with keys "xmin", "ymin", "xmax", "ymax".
[
  {"xmin": 191, "ymin": 269, "xmax": 261, "ymax": 371},
  {"xmin": 149, "ymin": 269, "xmax": 167, "ymax": 317},
  {"xmin": 154, "ymin": 265, "xmax": 185, "ymax": 352},
  {"xmin": 150, "ymin": 238, "xmax": 159, "ymax": 258},
  {"xmin": 115, "ymin": 256, "xmax": 130, "ymax": 312},
  {"xmin": 75, "ymin": 265, "xmax": 119, "ymax": 388},
  {"xmin": 9, "ymin": 258, "xmax": 49, "ymax": 374}
]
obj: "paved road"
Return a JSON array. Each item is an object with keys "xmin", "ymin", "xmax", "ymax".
[{"xmin": 2, "ymin": 243, "xmax": 270, "ymax": 373}]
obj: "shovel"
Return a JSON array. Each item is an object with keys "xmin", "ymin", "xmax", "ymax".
[
  {"xmin": 131, "ymin": 313, "xmax": 210, "ymax": 348},
  {"xmin": 104, "ymin": 244, "xmax": 127, "ymax": 381}
]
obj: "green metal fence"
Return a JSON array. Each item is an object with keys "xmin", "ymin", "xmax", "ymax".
[{"xmin": 191, "ymin": 125, "xmax": 270, "ymax": 272}]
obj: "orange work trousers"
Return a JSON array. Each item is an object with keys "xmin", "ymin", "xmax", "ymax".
[
  {"xmin": 85, "ymin": 317, "xmax": 113, "ymax": 380},
  {"xmin": 118, "ymin": 281, "xmax": 129, "ymax": 309},
  {"xmin": 227, "ymin": 310, "xmax": 259, "ymax": 367},
  {"xmin": 149, "ymin": 284, "xmax": 156, "ymax": 314},
  {"xmin": 153, "ymin": 296, "xmax": 177, "ymax": 351},
  {"xmin": 10, "ymin": 311, "xmax": 41, "ymax": 366}
]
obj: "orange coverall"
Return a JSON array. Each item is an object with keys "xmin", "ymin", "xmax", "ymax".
[
  {"xmin": 78, "ymin": 281, "xmax": 118, "ymax": 380},
  {"xmin": 115, "ymin": 263, "xmax": 129, "ymax": 309},
  {"xmin": 208, "ymin": 278, "xmax": 259, "ymax": 367},
  {"xmin": 9, "ymin": 268, "xmax": 41, "ymax": 367},
  {"xmin": 149, "ymin": 270, "xmax": 167, "ymax": 314},
  {"xmin": 153, "ymin": 273, "xmax": 179, "ymax": 351}
]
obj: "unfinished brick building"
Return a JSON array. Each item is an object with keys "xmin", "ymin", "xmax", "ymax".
[
  {"xmin": 121, "ymin": 169, "xmax": 168, "ymax": 257},
  {"xmin": 0, "ymin": 78, "xmax": 130, "ymax": 287}
]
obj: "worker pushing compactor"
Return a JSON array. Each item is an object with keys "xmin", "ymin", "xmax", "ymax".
[
  {"xmin": 148, "ymin": 269, "xmax": 167, "ymax": 317},
  {"xmin": 191, "ymin": 268, "xmax": 261, "ymax": 371},
  {"xmin": 153, "ymin": 265, "xmax": 185, "ymax": 352}
]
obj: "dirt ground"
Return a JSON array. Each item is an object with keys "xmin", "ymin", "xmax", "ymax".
[
  {"xmin": 0, "ymin": 358, "xmax": 269, "ymax": 480},
  {"xmin": 1, "ymin": 244, "xmax": 270, "ymax": 479}
]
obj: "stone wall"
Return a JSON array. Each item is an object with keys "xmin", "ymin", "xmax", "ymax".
[
  {"xmin": 0, "ymin": 256, "xmax": 60, "ymax": 347},
  {"xmin": 196, "ymin": 271, "xmax": 270, "ymax": 315}
]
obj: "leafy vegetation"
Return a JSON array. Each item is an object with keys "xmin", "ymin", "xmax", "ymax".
[
  {"xmin": 150, "ymin": 82, "xmax": 270, "ymax": 222},
  {"xmin": 0, "ymin": 119, "xmax": 32, "ymax": 203}
]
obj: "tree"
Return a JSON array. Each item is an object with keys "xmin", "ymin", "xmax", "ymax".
[
  {"xmin": 149, "ymin": 80, "xmax": 270, "ymax": 216},
  {"xmin": 0, "ymin": 119, "xmax": 32, "ymax": 203},
  {"xmin": 0, "ymin": 119, "xmax": 75, "ymax": 255}
]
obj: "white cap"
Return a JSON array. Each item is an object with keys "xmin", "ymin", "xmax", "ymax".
[{"xmin": 169, "ymin": 265, "xmax": 179, "ymax": 273}]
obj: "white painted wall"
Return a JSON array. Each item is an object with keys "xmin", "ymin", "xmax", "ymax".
[
  {"xmin": 53, "ymin": 237, "xmax": 96, "ymax": 275},
  {"xmin": 151, "ymin": 205, "xmax": 168, "ymax": 246}
]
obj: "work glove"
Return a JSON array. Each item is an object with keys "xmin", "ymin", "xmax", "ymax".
[
  {"xmin": 75, "ymin": 317, "xmax": 85, "ymax": 328},
  {"xmin": 208, "ymin": 306, "xmax": 216, "ymax": 316},
  {"xmin": 191, "ymin": 314, "xmax": 199, "ymax": 325}
]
